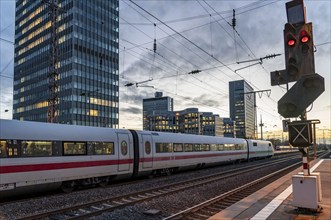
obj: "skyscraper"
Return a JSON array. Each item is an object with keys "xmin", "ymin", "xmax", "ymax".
[
  {"xmin": 229, "ymin": 80, "xmax": 255, "ymax": 138},
  {"xmin": 143, "ymin": 92, "xmax": 173, "ymax": 130},
  {"xmin": 13, "ymin": 0, "xmax": 119, "ymax": 127}
]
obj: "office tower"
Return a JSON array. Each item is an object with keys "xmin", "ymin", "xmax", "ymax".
[
  {"xmin": 143, "ymin": 92, "xmax": 173, "ymax": 130},
  {"xmin": 13, "ymin": 0, "xmax": 119, "ymax": 127},
  {"xmin": 229, "ymin": 80, "xmax": 255, "ymax": 138}
]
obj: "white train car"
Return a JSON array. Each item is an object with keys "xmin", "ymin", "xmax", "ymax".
[
  {"xmin": 0, "ymin": 119, "xmax": 134, "ymax": 196},
  {"xmin": 247, "ymin": 139, "xmax": 274, "ymax": 160},
  {"xmin": 134, "ymin": 130, "xmax": 249, "ymax": 175}
]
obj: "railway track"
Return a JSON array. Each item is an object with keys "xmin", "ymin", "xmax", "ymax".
[
  {"xmin": 17, "ymin": 155, "xmax": 302, "ymax": 220},
  {"xmin": 164, "ymin": 151, "xmax": 328, "ymax": 220}
]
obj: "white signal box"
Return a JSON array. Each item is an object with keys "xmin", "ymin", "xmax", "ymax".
[{"xmin": 292, "ymin": 172, "xmax": 322, "ymax": 210}]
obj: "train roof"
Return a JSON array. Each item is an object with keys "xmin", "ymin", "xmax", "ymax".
[
  {"xmin": 135, "ymin": 130, "xmax": 247, "ymax": 144},
  {"xmin": 0, "ymin": 119, "xmax": 128, "ymax": 142}
]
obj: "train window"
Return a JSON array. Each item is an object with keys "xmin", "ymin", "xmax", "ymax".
[
  {"xmin": 174, "ymin": 143, "xmax": 183, "ymax": 152},
  {"xmin": 93, "ymin": 142, "xmax": 114, "ymax": 155},
  {"xmin": 253, "ymin": 142, "xmax": 257, "ymax": 147},
  {"xmin": 210, "ymin": 144, "xmax": 217, "ymax": 151},
  {"xmin": 63, "ymin": 142, "xmax": 86, "ymax": 155},
  {"xmin": 156, "ymin": 143, "xmax": 173, "ymax": 153},
  {"xmin": 21, "ymin": 141, "xmax": 52, "ymax": 157},
  {"xmin": 184, "ymin": 143, "xmax": 193, "ymax": 152},
  {"xmin": 202, "ymin": 144, "xmax": 210, "ymax": 151},
  {"xmin": 269, "ymin": 143, "xmax": 272, "ymax": 147},
  {"xmin": 121, "ymin": 141, "xmax": 128, "ymax": 155},
  {"xmin": 0, "ymin": 140, "xmax": 7, "ymax": 158},
  {"xmin": 224, "ymin": 144, "xmax": 235, "ymax": 151},
  {"xmin": 145, "ymin": 141, "xmax": 151, "ymax": 155},
  {"xmin": 194, "ymin": 144, "xmax": 202, "ymax": 151},
  {"xmin": 6, "ymin": 140, "xmax": 20, "ymax": 157},
  {"xmin": 238, "ymin": 144, "xmax": 246, "ymax": 150},
  {"xmin": 217, "ymin": 144, "xmax": 224, "ymax": 151}
]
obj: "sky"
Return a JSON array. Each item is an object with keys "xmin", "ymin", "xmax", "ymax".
[{"xmin": 0, "ymin": 0, "xmax": 330, "ymax": 137}]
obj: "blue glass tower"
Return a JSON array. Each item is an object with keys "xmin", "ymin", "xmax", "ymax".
[
  {"xmin": 13, "ymin": 0, "xmax": 119, "ymax": 127},
  {"xmin": 229, "ymin": 80, "xmax": 255, "ymax": 138}
]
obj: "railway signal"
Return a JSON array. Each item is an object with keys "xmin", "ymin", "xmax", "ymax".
[
  {"xmin": 275, "ymin": 0, "xmax": 324, "ymax": 210},
  {"xmin": 288, "ymin": 121, "xmax": 312, "ymax": 147},
  {"xmin": 284, "ymin": 23, "xmax": 299, "ymax": 80},
  {"xmin": 271, "ymin": 9, "xmax": 325, "ymax": 119},
  {"xmin": 270, "ymin": 23, "xmax": 315, "ymax": 86},
  {"xmin": 278, "ymin": 74, "xmax": 324, "ymax": 118}
]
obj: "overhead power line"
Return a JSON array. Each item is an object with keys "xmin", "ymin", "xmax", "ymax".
[
  {"xmin": 235, "ymin": 54, "xmax": 281, "ymax": 72},
  {"xmin": 129, "ymin": 0, "xmax": 263, "ymax": 91},
  {"xmin": 121, "ymin": 0, "xmax": 280, "ymax": 26},
  {"xmin": 0, "ymin": 37, "xmax": 14, "ymax": 44}
]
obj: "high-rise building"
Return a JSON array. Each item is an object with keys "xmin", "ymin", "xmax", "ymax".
[
  {"xmin": 219, "ymin": 117, "xmax": 236, "ymax": 138},
  {"xmin": 13, "ymin": 0, "xmax": 119, "ymax": 127},
  {"xmin": 143, "ymin": 92, "xmax": 173, "ymax": 130},
  {"xmin": 229, "ymin": 80, "xmax": 255, "ymax": 138}
]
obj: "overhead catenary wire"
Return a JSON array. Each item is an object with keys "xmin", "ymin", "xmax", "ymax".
[
  {"xmin": 123, "ymin": 1, "xmax": 281, "ymax": 118},
  {"xmin": 122, "ymin": 38, "xmax": 235, "ymax": 96},
  {"xmin": 120, "ymin": 0, "xmax": 283, "ymax": 100},
  {"xmin": 121, "ymin": 1, "xmax": 330, "ymax": 124},
  {"xmin": 128, "ymin": 0, "xmax": 267, "ymax": 93},
  {"xmin": 121, "ymin": 1, "xmax": 238, "ymax": 89},
  {"xmin": 120, "ymin": 0, "xmax": 328, "ymax": 123},
  {"xmin": 122, "ymin": 1, "xmax": 278, "ymax": 115},
  {"xmin": 122, "ymin": 44, "xmax": 229, "ymax": 96},
  {"xmin": 120, "ymin": 0, "xmax": 280, "ymax": 26}
]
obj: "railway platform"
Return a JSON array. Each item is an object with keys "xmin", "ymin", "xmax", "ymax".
[{"xmin": 208, "ymin": 158, "xmax": 331, "ymax": 220}]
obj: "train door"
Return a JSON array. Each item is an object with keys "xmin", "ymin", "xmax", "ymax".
[
  {"xmin": 142, "ymin": 134, "xmax": 153, "ymax": 169},
  {"xmin": 117, "ymin": 133, "xmax": 130, "ymax": 172}
]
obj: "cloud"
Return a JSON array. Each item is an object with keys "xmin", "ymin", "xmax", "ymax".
[{"xmin": 120, "ymin": 106, "xmax": 141, "ymax": 115}]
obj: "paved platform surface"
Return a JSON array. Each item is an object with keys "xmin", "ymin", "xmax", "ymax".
[{"xmin": 208, "ymin": 157, "xmax": 331, "ymax": 220}]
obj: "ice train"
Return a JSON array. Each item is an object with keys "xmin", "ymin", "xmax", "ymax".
[{"xmin": 0, "ymin": 119, "xmax": 274, "ymax": 197}]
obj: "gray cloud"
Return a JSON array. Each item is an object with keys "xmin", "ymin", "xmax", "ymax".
[{"xmin": 120, "ymin": 106, "xmax": 142, "ymax": 115}]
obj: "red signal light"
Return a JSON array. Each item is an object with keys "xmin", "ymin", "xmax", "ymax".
[
  {"xmin": 301, "ymin": 36, "xmax": 309, "ymax": 43},
  {"xmin": 288, "ymin": 39, "xmax": 296, "ymax": 46},
  {"xmin": 300, "ymin": 30, "xmax": 310, "ymax": 43}
]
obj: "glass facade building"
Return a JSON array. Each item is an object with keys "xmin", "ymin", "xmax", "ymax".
[
  {"xmin": 144, "ymin": 108, "xmax": 230, "ymax": 136},
  {"xmin": 143, "ymin": 92, "xmax": 173, "ymax": 130},
  {"xmin": 229, "ymin": 80, "xmax": 255, "ymax": 139},
  {"xmin": 13, "ymin": 0, "xmax": 119, "ymax": 127}
]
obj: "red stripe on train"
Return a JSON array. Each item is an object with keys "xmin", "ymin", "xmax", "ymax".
[
  {"xmin": 0, "ymin": 159, "xmax": 133, "ymax": 174},
  {"xmin": 1, "ymin": 151, "xmax": 253, "ymax": 174}
]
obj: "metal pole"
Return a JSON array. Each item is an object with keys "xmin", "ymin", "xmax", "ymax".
[
  {"xmin": 299, "ymin": 147, "xmax": 310, "ymax": 176},
  {"xmin": 313, "ymin": 124, "xmax": 317, "ymax": 160}
]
